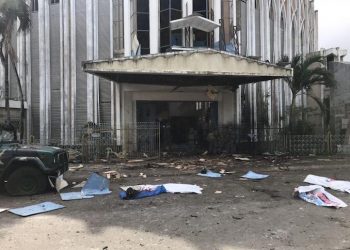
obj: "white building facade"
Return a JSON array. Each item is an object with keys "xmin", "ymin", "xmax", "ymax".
[{"xmin": 0, "ymin": 0, "xmax": 318, "ymax": 146}]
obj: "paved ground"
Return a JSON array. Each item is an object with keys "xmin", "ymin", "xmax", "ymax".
[{"xmin": 1, "ymin": 155, "xmax": 350, "ymax": 250}]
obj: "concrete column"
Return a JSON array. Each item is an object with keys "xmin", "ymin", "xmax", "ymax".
[
  {"xmin": 24, "ymin": 0, "xmax": 32, "ymax": 141},
  {"xmin": 110, "ymin": 0, "xmax": 116, "ymax": 129},
  {"xmin": 182, "ymin": 0, "xmax": 193, "ymax": 46},
  {"xmin": 213, "ymin": 0, "xmax": 221, "ymax": 44},
  {"xmin": 38, "ymin": 0, "xmax": 50, "ymax": 144},
  {"xmin": 16, "ymin": 22, "xmax": 25, "ymax": 101},
  {"xmin": 110, "ymin": 0, "xmax": 121, "ymax": 143},
  {"xmin": 70, "ymin": 0, "xmax": 77, "ymax": 143},
  {"xmin": 60, "ymin": 0, "xmax": 76, "ymax": 144},
  {"xmin": 232, "ymin": 0, "xmax": 241, "ymax": 126},
  {"xmin": 86, "ymin": 0, "xmax": 94, "ymax": 122},
  {"xmin": 86, "ymin": 0, "xmax": 99, "ymax": 123},
  {"xmin": 93, "ymin": 0, "xmax": 99, "ymax": 123},
  {"xmin": 314, "ymin": 10, "xmax": 318, "ymax": 51},
  {"xmin": 124, "ymin": 0, "xmax": 131, "ymax": 56},
  {"xmin": 63, "ymin": 0, "xmax": 70, "ymax": 145},
  {"xmin": 149, "ymin": 0, "xmax": 159, "ymax": 54},
  {"xmin": 25, "ymin": 24, "xmax": 32, "ymax": 141}
]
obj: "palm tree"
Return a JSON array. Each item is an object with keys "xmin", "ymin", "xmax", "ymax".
[
  {"xmin": 0, "ymin": 0, "xmax": 30, "ymax": 141},
  {"xmin": 284, "ymin": 55, "xmax": 336, "ymax": 133}
]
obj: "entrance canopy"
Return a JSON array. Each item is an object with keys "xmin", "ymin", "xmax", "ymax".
[{"xmin": 82, "ymin": 49, "xmax": 293, "ymax": 87}]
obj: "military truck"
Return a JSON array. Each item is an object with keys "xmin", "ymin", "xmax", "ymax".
[{"xmin": 0, "ymin": 125, "xmax": 68, "ymax": 196}]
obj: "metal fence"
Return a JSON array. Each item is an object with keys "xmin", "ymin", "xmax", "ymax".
[
  {"xmin": 23, "ymin": 123, "xmax": 350, "ymax": 158},
  {"xmin": 25, "ymin": 122, "xmax": 160, "ymax": 162},
  {"xmin": 235, "ymin": 132, "xmax": 350, "ymax": 156},
  {"xmin": 210, "ymin": 126, "xmax": 350, "ymax": 156},
  {"xmin": 80, "ymin": 122, "xmax": 160, "ymax": 161}
]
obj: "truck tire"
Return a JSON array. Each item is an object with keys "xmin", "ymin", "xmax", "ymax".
[{"xmin": 5, "ymin": 166, "xmax": 48, "ymax": 196}]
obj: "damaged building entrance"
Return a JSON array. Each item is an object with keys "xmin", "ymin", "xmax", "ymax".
[{"xmin": 137, "ymin": 101, "xmax": 218, "ymax": 151}]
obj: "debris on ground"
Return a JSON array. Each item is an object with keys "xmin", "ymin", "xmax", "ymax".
[
  {"xmin": 8, "ymin": 202, "xmax": 65, "ymax": 217},
  {"xmin": 294, "ymin": 185, "xmax": 347, "ymax": 208},
  {"xmin": 199, "ymin": 158, "xmax": 206, "ymax": 162},
  {"xmin": 234, "ymin": 157, "xmax": 250, "ymax": 161},
  {"xmin": 162, "ymin": 184, "xmax": 202, "ymax": 194},
  {"xmin": 69, "ymin": 164, "xmax": 84, "ymax": 172},
  {"xmin": 119, "ymin": 183, "xmax": 203, "ymax": 199},
  {"xmin": 217, "ymin": 162, "xmax": 227, "ymax": 166},
  {"xmin": 197, "ymin": 169, "xmax": 222, "ymax": 178},
  {"xmin": 103, "ymin": 170, "xmax": 121, "ymax": 180},
  {"xmin": 128, "ymin": 159, "xmax": 144, "ymax": 163},
  {"xmin": 219, "ymin": 169, "xmax": 236, "ymax": 175},
  {"xmin": 55, "ymin": 174, "xmax": 69, "ymax": 192},
  {"xmin": 59, "ymin": 192, "xmax": 94, "ymax": 201},
  {"xmin": 67, "ymin": 148, "xmax": 82, "ymax": 163},
  {"xmin": 119, "ymin": 185, "xmax": 167, "ymax": 200},
  {"xmin": 304, "ymin": 174, "xmax": 350, "ymax": 193},
  {"xmin": 121, "ymin": 184, "xmax": 202, "ymax": 194},
  {"xmin": 156, "ymin": 163, "xmax": 169, "ymax": 167},
  {"xmin": 234, "ymin": 195, "xmax": 245, "ymax": 198},
  {"xmin": 139, "ymin": 173, "xmax": 147, "ymax": 178},
  {"xmin": 81, "ymin": 173, "xmax": 112, "ymax": 196},
  {"xmin": 72, "ymin": 181, "xmax": 86, "ymax": 188},
  {"xmin": 215, "ymin": 191, "xmax": 222, "ymax": 194},
  {"xmin": 240, "ymin": 171, "xmax": 269, "ymax": 180},
  {"xmin": 317, "ymin": 159, "xmax": 331, "ymax": 162}
]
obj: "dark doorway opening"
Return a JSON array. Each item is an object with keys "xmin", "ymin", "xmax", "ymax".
[{"xmin": 136, "ymin": 101, "xmax": 218, "ymax": 152}]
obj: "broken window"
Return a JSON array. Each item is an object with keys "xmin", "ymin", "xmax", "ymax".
[
  {"xmin": 160, "ymin": 0, "xmax": 182, "ymax": 52},
  {"xmin": 193, "ymin": 0, "xmax": 209, "ymax": 47},
  {"xmin": 136, "ymin": 0, "xmax": 150, "ymax": 55}
]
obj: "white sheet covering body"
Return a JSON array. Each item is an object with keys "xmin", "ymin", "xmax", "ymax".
[{"xmin": 304, "ymin": 174, "xmax": 350, "ymax": 193}]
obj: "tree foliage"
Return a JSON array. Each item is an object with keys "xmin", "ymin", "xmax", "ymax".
[
  {"xmin": 0, "ymin": 0, "xmax": 30, "ymax": 141},
  {"xmin": 284, "ymin": 55, "xmax": 336, "ymax": 134}
]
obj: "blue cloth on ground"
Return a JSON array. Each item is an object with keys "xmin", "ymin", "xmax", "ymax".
[
  {"xmin": 8, "ymin": 202, "xmax": 65, "ymax": 217},
  {"xmin": 197, "ymin": 170, "xmax": 222, "ymax": 178},
  {"xmin": 59, "ymin": 192, "xmax": 94, "ymax": 201},
  {"xmin": 119, "ymin": 185, "xmax": 167, "ymax": 200},
  {"xmin": 241, "ymin": 171, "xmax": 269, "ymax": 180},
  {"xmin": 82, "ymin": 173, "xmax": 112, "ymax": 196}
]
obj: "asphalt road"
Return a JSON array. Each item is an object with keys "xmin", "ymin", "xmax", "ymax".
[{"xmin": 1, "ymin": 156, "xmax": 350, "ymax": 250}]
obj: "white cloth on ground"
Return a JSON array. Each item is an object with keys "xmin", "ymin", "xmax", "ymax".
[{"xmin": 304, "ymin": 174, "xmax": 350, "ymax": 193}]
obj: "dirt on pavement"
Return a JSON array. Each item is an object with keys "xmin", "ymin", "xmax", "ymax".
[{"xmin": 1, "ymin": 155, "xmax": 350, "ymax": 250}]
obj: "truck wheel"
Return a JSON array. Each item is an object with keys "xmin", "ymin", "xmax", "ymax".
[{"xmin": 5, "ymin": 167, "xmax": 48, "ymax": 196}]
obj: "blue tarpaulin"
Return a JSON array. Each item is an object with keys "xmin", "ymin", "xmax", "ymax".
[
  {"xmin": 197, "ymin": 170, "xmax": 222, "ymax": 178},
  {"xmin": 8, "ymin": 202, "xmax": 65, "ymax": 217},
  {"xmin": 241, "ymin": 171, "xmax": 269, "ymax": 180},
  {"xmin": 59, "ymin": 192, "xmax": 94, "ymax": 201},
  {"xmin": 119, "ymin": 185, "xmax": 167, "ymax": 200},
  {"xmin": 81, "ymin": 173, "xmax": 112, "ymax": 196}
]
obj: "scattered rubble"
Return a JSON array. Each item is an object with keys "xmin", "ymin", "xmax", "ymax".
[
  {"xmin": 139, "ymin": 173, "xmax": 147, "ymax": 178},
  {"xmin": 103, "ymin": 170, "xmax": 121, "ymax": 180},
  {"xmin": 197, "ymin": 169, "xmax": 222, "ymax": 178},
  {"xmin": 0, "ymin": 208, "xmax": 8, "ymax": 213},
  {"xmin": 72, "ymin": 181, "xmax": 86, "ymax": 189},
  {"xmin": 69, "ymin": 164, "xmax": 84, "ymax": 172},
  {"xmin": 240, "ymin": 171, "xmax": 269, "ymax": 180}
]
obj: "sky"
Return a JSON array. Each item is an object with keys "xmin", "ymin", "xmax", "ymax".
[{"xmin": 314, "ymin": 0, "xmax": 350, "ymax": 61}]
